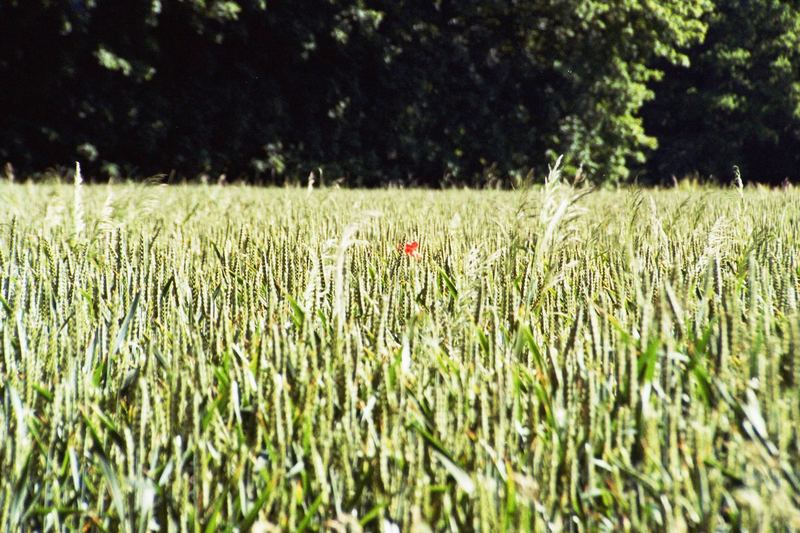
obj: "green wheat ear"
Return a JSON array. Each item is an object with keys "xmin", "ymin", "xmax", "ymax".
[
  {"xmin": 73, "ymin": 161, "xmax": 85, "ymax": 238},
  {"xmin": 0, "ymin": 179, "xmax": 798, "ymax": 531}
]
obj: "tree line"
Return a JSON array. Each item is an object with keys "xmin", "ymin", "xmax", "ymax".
[{"xmin": 1, "ymin": 1, "xmax": 799, "ymax": 185}]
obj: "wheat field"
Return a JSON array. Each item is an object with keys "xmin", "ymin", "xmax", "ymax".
[{"xmin": 1, "ymin": 172, "xmax": 799, "ymax": 531}]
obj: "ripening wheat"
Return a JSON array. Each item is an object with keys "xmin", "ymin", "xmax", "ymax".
[{"xmin": 0, "ymin": 179, "xmax": 799, "ymax": 531}]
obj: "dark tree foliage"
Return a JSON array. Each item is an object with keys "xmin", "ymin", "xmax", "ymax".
[
  {"xmin": 645, "ymin": 0, "xmax": 800, "ymax": 184},
  {"xmin": 9, "ymin": 1, "xmax": 797, "ymax": 185}
]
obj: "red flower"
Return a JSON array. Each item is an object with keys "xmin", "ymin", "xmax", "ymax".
[{"xmin": 401, "ymin": 240, "xmax": 420, "ymax": 258}]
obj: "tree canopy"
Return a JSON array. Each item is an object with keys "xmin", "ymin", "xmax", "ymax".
[
  {"xmin": 645, "ymin": 0, "xmax": 800, "ymax": 184},
  {"xmin": 1, "ymin": 1, "xmax": 798, "ymax": 185}
]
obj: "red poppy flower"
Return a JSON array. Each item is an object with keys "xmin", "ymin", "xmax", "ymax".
[{"xmin": 401, "ymin": 240, "xmax": 420, "ymax": 258}]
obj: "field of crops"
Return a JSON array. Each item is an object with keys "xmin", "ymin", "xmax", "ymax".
[{"xmin": 1, "ymin": 170, "xmax": 800, "ymax": 531}]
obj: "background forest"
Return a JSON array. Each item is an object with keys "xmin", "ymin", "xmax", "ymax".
[{"xmin": 2, "ymin": 0, "xmax": 800, "ymax": 185}]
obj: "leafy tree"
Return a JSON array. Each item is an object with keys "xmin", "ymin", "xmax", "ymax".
[
  {"xmin": 645, "ymin": 0, "xmax": 800, "ymax": 184},
  {"xmin": 346, "ymin": 0, "xmax": 711, "ymax": 184},
  {"xmin": 526, "ymin": 1, "xmax": 712, "ymax": 181},
  {"xmin": 0, "ymin": 0, "xmax": 711, "ymax": 184}
]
